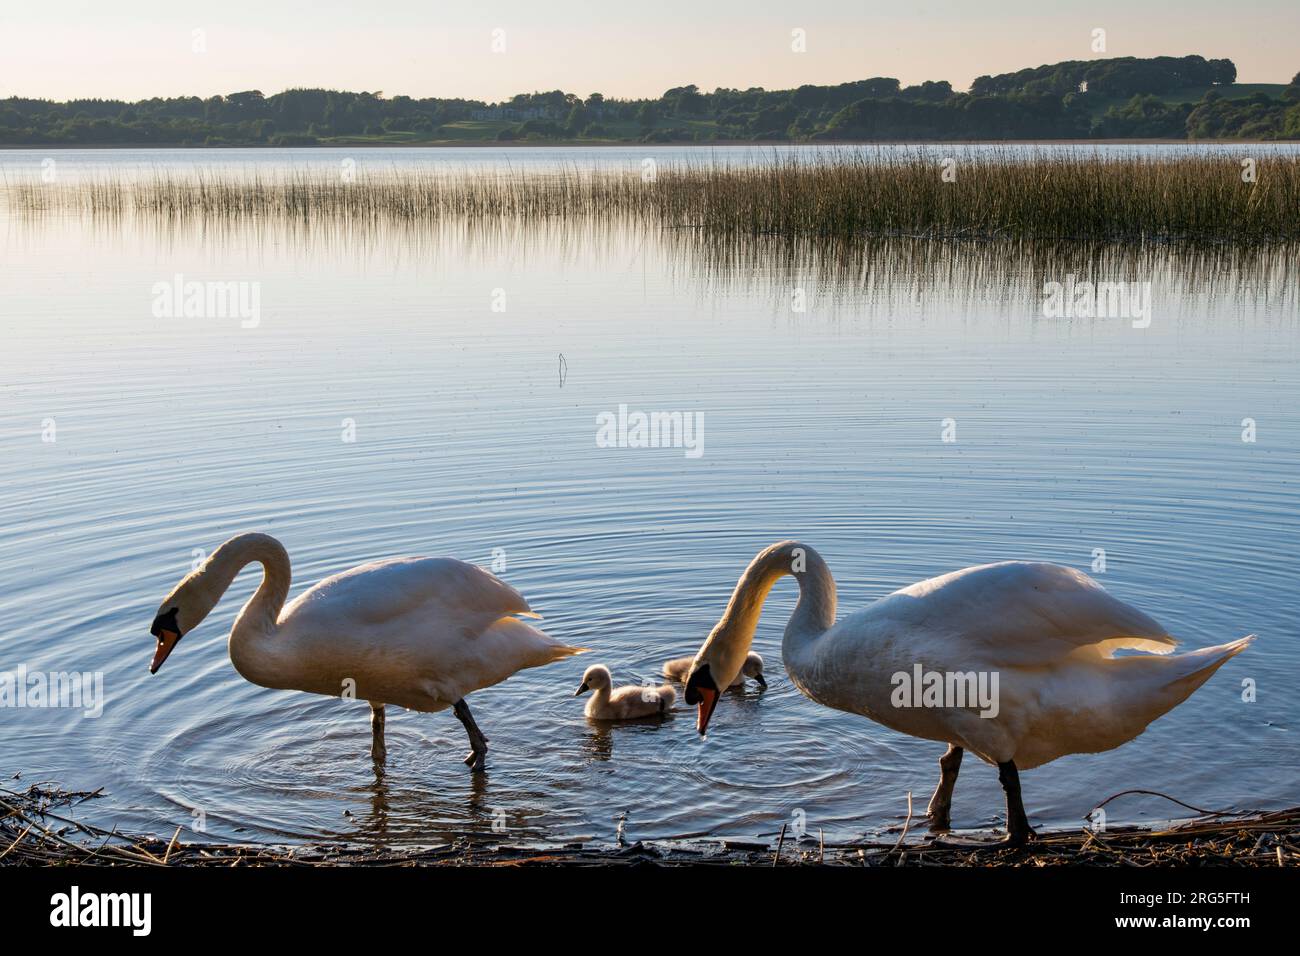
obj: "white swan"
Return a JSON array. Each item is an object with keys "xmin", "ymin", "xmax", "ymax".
[
  {"xmin": 148, "ymin": 532, "xmax": 585, "ymax": 769},
  {"xmin": 664, "ymin": 651, "xmax": 765, "ymax": 688},
  {"xmin": 684, "ymin": 541, "xmax": 1253, "ymax": 844},
  {"xmin": 574, "ymin": 664, "xmax": 676, "ymax": 720}
]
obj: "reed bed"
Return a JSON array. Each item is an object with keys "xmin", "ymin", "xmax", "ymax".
[
  {"xmin": 5, "ymin": 152, "xmax": 1299, "ymax": 242},
  {"xmin": 3, "ymin": 783, "xmax": 1296, "ymax": 867}
]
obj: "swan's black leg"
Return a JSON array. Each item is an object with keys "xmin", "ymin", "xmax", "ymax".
[
  {"xmin": 369, "ymin": 701, "xmax": 386, "ymax": 763},
  {"xmin": 997, "ymin": 760, "xmax": 1035, "ymax": 846},
  {"xmin": 926, "ymin": 744, "xmax": 963, "ymax": 831},
  {"xmin": 453, "ymin": 698, "xmax": 489, "ymax": 772}
]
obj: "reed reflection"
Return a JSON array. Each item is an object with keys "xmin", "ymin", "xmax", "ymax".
[{"xmin": 9, "ymin": 206, "xmax": 1297, "ymax": 318}]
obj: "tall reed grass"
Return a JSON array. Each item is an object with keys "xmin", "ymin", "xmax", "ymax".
[{"xmin": 6, "ymin": 152, "xmax": 1298, "ymax": 242}]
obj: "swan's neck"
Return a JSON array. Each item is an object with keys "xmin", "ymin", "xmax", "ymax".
[
  {"xmin": 196, "ymin": 533, "xmax": 292, "ymax": 685},
  {"xmin": 705, "ymin": 541, "xmax": 836, "ymax": 682}
]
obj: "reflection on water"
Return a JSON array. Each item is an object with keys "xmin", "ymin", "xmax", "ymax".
[
  {"xmin": 9, "ymin": 207, "xmax": 1300, "ymax": 318},
  {"xmin": 1, "ymin": 152, "xmax": 1297, "ymax": 848}
]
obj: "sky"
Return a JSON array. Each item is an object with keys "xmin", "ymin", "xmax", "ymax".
[{"xmin": 2, "ymin": 0, "xmax": 1296, "ymax": 102}]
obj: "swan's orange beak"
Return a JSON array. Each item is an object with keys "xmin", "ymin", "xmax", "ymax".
[
  {"xmin": 150, "ymin": 629, "xmax": 180, "ymax": 674},
  {"xmin": 685, "ymin": 663, "xmax": 721, "ymax": 736},
  {"xmin": 694, "ymin": 686, "xmax": 720, "ymax": 735}
]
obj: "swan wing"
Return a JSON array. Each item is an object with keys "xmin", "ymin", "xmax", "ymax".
[
  {"xmin": 870, "ymin": 561, "xmax": 1174, "ymax": 667},
  {"xmin": 283, "ymin": 556, "xmax": 536, "ymax": 639}
]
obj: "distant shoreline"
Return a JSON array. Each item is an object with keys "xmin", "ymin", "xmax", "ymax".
[
  {"xmin": 9, "ymin": 57, "xmax": 1292, "ymax": 150},
  {"xmin": 0, "ymin": 137, "xmax": 1292, "ymax": 151}
]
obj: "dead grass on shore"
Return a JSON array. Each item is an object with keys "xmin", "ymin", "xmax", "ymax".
[{"xmin": 3, "ymin": 783, "xmax": 1296, "ymax": 868}]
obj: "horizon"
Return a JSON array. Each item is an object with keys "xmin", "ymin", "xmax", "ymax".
[
  {"xmin": 1, "ymin": 52, "xmax": 1288, "ymax": 107},
  {"xmin": 3, "ymin": 0, "xmax": 1296, "ymax": 103}
]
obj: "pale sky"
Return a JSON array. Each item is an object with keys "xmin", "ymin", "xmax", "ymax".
[{"xmin": 2, "ymin": 0, "xmax": 1296, "ymax": 102}]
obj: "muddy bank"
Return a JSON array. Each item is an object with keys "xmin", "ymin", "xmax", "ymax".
[{"xmin": 3, "ymin": 783, "xmax": 1296, "ymax": 867}]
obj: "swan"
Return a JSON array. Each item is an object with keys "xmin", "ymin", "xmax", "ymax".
[
  {"xmin": 574, "ymin": 664, "xmax": 676, "ymax": 720},
  {"xmin": 147, "ymin": 532, "xmax": 585, "ymax": 770},
  {"xmin": 683, "ymin": 541, "xmax": 1253, "ymax": 844},
  {"xmin": 664, "ymin": 651, "xmax": 765, "ymax": 688}
]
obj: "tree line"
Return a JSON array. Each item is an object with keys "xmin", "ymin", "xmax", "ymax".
[{"xmin": 2, "ymin": 54, "xmax": 1296, "ymax": 146}]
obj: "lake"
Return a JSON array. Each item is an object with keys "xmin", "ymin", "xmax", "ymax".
[{"xmin": 1, "ymin": 145, "xmax": 1296, "ymax": 847}]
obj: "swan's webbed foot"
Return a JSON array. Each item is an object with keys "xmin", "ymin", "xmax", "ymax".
[
  {"xmin": 453, "ymin": 698, "xmax": 489, "ymax": 773},
  {"xmin": 997, "ymin": 759, "xmax": 1035, "ymax": 847},
  {"xmin": 369, "ymin": 701, "xmax": 387, "ymax": 763},
  {"xmin": 1002, "ymin": 826, "xmax": 1038, "ymax": 847},
  {"xmin": 926, "ymin": 744, "xmax": 963, "ymax": 832},
  {"xmin": 927, "ymin": 810, "xmax": 951, "ymax": 832}
]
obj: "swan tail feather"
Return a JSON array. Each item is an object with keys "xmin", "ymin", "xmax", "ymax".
[
  {"xmin": 1094, "ymin": 635, "xmax": 1254, "ymax": 748},
  {"xmin": 1173, "ymin": 634, "xmax": 1254, "ymax": 675},
  {"xmin": 485, "ymin": 616, "xmax": 588, "ymax": 670},
  {"xmin": 511, "ymin": 641, "xmax": 587, "ymax": 674},
  {"xmin": 1151, "ymin": 634, "xmax": 1254, "ymax": 706}
]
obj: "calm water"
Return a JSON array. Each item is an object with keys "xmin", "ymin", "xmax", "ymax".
[
  {"xmin": 9, "ymin": 142, "xmax": 1300, "ymax": 181},
  {"xmin": 1, "ymin": 147, "xmax": 1297, "ymax": 848}
]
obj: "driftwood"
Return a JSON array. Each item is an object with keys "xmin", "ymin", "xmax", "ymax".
[{"xmin": 2, "ymin": 782, "xmax": 1297, "ymax": 868}]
